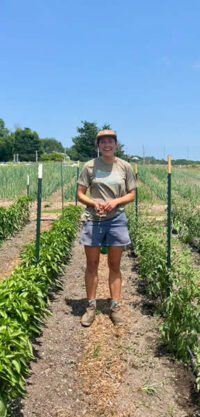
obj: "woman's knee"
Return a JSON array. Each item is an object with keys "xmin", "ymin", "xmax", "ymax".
[
  {"xmin": 86, "ymin": 259, "xmax": 99, "ymax": 273},
  {"xmin": 108, "ymin": 259, "xmax": 121, "ymax": 273}
]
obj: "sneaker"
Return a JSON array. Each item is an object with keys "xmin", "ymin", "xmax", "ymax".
[
  {"xmin": 109, "ymin": 304, "xmax": 123, "ymax": 326},
  {"xmin": 81, "ymin": 304, "xmax": 96, "ymax": 327}
]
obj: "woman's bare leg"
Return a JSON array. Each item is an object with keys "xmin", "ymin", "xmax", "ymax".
[
  {"xmin": 107, "ymin": 246, "xmax": 123, "ymax": 300},
  {"xmin": 84, "ymin": 246, "xmax": 101, "ymax": 299}
]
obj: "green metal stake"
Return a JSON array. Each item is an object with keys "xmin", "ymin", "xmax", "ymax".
[
  {"xmin": 27, "ymin": 175, "xmax": 30, "ymax": 196},
  {"xmin": 35, "ymin": 164, "xmax": 42, "ymax": 264},
  {"xmin": 60, "ymin": 162, "xmax": 64, "ymax": 216},
  {"xmin": 134, "ymin": 164, "xmax": 138, "ymax": 220},
  {"xmin": 167, "ymin": 155, "xmax": 171, "ymax": 295},
  {"xmin": 75, "ymin": 161, "xmax": 80, "ymax": 205}
]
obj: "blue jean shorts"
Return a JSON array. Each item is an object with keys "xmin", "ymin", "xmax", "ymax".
[{"xmin": 79, "ymin": 212, "xmax": 131, "ymax": 247}]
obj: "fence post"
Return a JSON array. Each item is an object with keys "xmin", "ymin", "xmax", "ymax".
[
  {"xmin": 60, "ymin": 162, "xmax": 64, "ymax": 216},
  {"xmin": 134, "ymin": 163, "xmax": 138, "ymax": 220},
  {"xmin": 27, "ymin": 175, "xmax": 30, "ymax": 196},
  {"xmin": 75, "ymin": 161, "xmax": 80, "ymax": 205},
  {"xmin": 35, "ymin": 164, "xmax": 43, "ymax": 263},
  {"xmin": 167, "ymin": 155, "xmax": 171, "ymax": 295}
]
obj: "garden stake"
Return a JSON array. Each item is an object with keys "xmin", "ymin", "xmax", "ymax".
[
  {"xmin": 167, "ymin": 155, "xmax": 171, "ymax": 296},
  {"xmin": 75, "ymin": 161, "xmax": 80, "ymax": 205},
  {"xmin": 60, "ymin": 162, "xmax": 64, "ymax": 216},
  {"xmin": 26, "ymin": 175, "xmax": 30, "ymax": 196},
  {"xmin": 35, "ymin": 164, "xmax": 42, "ymax": 263},
  {"xmin": 134, "ymin": 163, "xmax": 138, "ymax": 221}
]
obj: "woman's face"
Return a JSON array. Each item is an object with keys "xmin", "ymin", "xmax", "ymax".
[{"xmin": 98, "ymin": 136, "xmax": 117, "ymax": 157}]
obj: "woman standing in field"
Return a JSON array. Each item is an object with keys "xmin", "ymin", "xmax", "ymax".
[{"xmin": 77, "ymin": 129, "xmax": 137, "ymax": 327}]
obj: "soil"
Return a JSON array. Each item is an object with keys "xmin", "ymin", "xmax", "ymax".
[{"xmin": 10, "ymin": 238, "xmax": 200, "ymax": 417}]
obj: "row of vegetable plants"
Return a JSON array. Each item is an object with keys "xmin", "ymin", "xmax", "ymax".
[
  {"xmin": 126, "ymin": 204, "xmax": 200, "ymax": 390},
  {"xmin": 0, "ymin": 163, "xmax": 77, "ymax": 199},
  {"xmin": 0, "ymin": 196, "xmax": 32, "ymax": 245},
  {"xmin": 137, "ymin": 166, "xmax": 200, "ymax": 250},
  {"xmin": 0, "ymin": 204, "xmax": 82, "ymax": 416},
  {"xmin": 171, "ymin": 202, "xmax": 200, "ymax": 251}
]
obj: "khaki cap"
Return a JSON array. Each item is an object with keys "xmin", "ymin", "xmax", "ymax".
[{"xmin": 96, "ymin": 129, "xmax": 117, "ymax": 140}]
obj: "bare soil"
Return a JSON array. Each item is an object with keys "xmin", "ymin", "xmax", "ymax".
[{"xmin": 10, "ymin": 237, "xmax": 199, "ymax": 417}]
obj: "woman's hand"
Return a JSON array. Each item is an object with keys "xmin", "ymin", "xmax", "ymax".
[
  {"xmin": 94, "ymin": 202, "xmax": 105, "ymax": 216},
  {"xmin": 103, "ymin": 199, "xmax": 119, "ymax": 212}
]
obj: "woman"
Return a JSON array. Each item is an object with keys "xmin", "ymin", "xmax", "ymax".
[{"xmin": 77, "ymin": 129, "xmax": 137, "ymax": 327}]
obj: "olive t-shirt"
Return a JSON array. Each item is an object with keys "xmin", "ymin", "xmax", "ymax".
[{"xmin": 77, "ymin": 157, "xmax": 137, "ymax": 221}]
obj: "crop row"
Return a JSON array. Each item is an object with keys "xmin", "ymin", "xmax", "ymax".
[
  {"xmin": 0, "ymin": 205, "xmax": 82, "ymax": 416},
  {"xmin": 171, "ymin": 203, "xmax": 200, "ymax": 250},
  {"xmin": 0, "ymin": 196, "xmax": 32, "ymax": 245},
  {"xmin": 139, "ymin": 165, "xmax": 200, "ymax": 204},
  {"xmin": 0, "ymin": 163, "xmax": 77, "ymax": 199},
  {"xmin": 126, "ymin": 204, "xmax": 200, "ymax": 389}
]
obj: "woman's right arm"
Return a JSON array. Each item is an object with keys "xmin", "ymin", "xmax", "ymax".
[{"xmin": 77, "ymin": 185, "xmax": 97, "ymax": 208}]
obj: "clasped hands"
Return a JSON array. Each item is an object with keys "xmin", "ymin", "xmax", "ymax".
[{"xmin": 94, "ymin": 199, "xmax": 119, "ymax": 215}]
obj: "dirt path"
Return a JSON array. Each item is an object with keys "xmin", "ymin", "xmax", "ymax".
[
  {"xmin": 0, "ymin": 190, "xmax": 73, "ymax": 280},
  {"xmin": 11, "ymin": 236, "xmax": 199, "ymax": 417}
]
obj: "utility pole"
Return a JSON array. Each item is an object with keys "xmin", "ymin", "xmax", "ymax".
[
  {"xmin": 186, "ymin": 145, "xmax": 190, "ymax": 161},
  {"xmin": 163, "ymin": 146, "xmax": 166, "ymax": 161},
  {"xmin": 142, "ymin": 145, "xmax": 145, "ymax": 165},
  {"xmin": 36, "ymin": 150, "xmax": 38, "ymax": 163}
]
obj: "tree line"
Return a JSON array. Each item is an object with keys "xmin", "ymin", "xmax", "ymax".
[
  {"xmin": 0, "ymin": 118, "xmax": 64, "ymax": 162},
  {"xmin": 0, "ymin": 119, "xmax": 127, "ymax": 162}
]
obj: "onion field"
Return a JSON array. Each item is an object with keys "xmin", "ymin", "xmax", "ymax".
[{"xmin": 0, "ymin": 162, "xmax": 77, "ymax": 200}]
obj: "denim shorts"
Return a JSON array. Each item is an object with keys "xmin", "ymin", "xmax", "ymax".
[{"xmin": 79, "ymin": 212, "xmax": 131, "ymax": 247}]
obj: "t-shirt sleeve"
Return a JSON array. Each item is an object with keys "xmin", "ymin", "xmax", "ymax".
[
  {"xmin": 77, "ymin": 163, "xmax": 91, "ymax": 188},
  {"xmin": 125, "ymin": 164, "xmax": 137, "ymax": 191}
]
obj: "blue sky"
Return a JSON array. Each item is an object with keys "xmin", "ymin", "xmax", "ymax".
[{"xmin": 0, "ymin": 0, "xmax": 200, "ymax": 160}]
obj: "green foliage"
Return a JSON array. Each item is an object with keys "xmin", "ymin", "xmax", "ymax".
[
  {"xmin": 0, "ymin": 135, "xmax": 14, "ymax": 162},
  {"xmin": 41, "ymin": 152, "xmax": 64, "ymax": 161},
  {"xmin": 0, "ymin": 163, "xmax": 77, "ymax": 199},
  {"xmin": 126, "ymin": 202, "xmax": 200, "ymax": 388},
  {"xmin": 13, "ymin": 128, "xmax": 41, "ymax": 162},
  {"xmin": 68, "ymin": 121, "xmax": 99, "ymax": 161},
  {"xmin": 40, "ymin": 138, "xmax": 64, "ymax": 154},
  {"xmin": 171, "ymin": 203, "xmax": 200, "ymax": 246},
  {"xmin": 67, "ymin": 120, "xmax": 126, "ymax": 162},
  {"xmin": 0, "ymin": 205, "xmax": 82, "ymax": 415},
  {"xmin": 0, "ymin": 196, "xmax": 32, "ymax": 244},
  {"xmin": 0, "ymin": 119, "xmax": 9, "ymax": 138}
]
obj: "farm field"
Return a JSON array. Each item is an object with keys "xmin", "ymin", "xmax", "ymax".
[
  {"xmin": 0, "ymin": 163, "xmax": 200, "ymax": 416},
  {"xmin": 0, "ymin": 162, "xmax": 77, "ymax": 201}
]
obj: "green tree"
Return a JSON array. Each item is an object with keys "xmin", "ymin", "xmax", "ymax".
[
  {"xmin": 41, "ymin": 152, "xmax": 64, "ymax": 161},
  {"xmin": 13, "ymin": 128, "xmax": 41, "ymax": 161},
  {"xmin": 67, "ymin": 121, "xmax": 127, "ymax": 161},
  {"xmin": 0, "ymin": 118, "xmax": 9, "ymax": 137},
  {"xmin": 0, "ymin": 119, "xmax": 13, "ymax": 161},
  {"xmin": 40, "ymin": 138, "xmax": 64, "ymax": 154},
  {"xmin": 0, "ymin": 135, "xmax": 14, "ymax": 161},
  {"xmin": 68, "ymin": 121, "xmax": 99, "ymax": 161}
]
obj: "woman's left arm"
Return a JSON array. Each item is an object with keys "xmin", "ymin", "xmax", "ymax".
[{"xmin": 103, "ymin": 189, "xmax": 135, "ymax": 212}]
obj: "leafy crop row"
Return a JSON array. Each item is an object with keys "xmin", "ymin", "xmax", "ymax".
[
  {"xmin": 171, "ymin": 203, "xmax": 200, "ymax": 250},
  {"xmin": 0, "ymin": 196, "xmax": 32, "ymax": 245},
  {"xmin": 126, "ymin": 204, "xmax": 200, "ymax": 389},
  {"xmin": 0, "ymin": 205, "xmax": 82, "ymax": 416}
]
